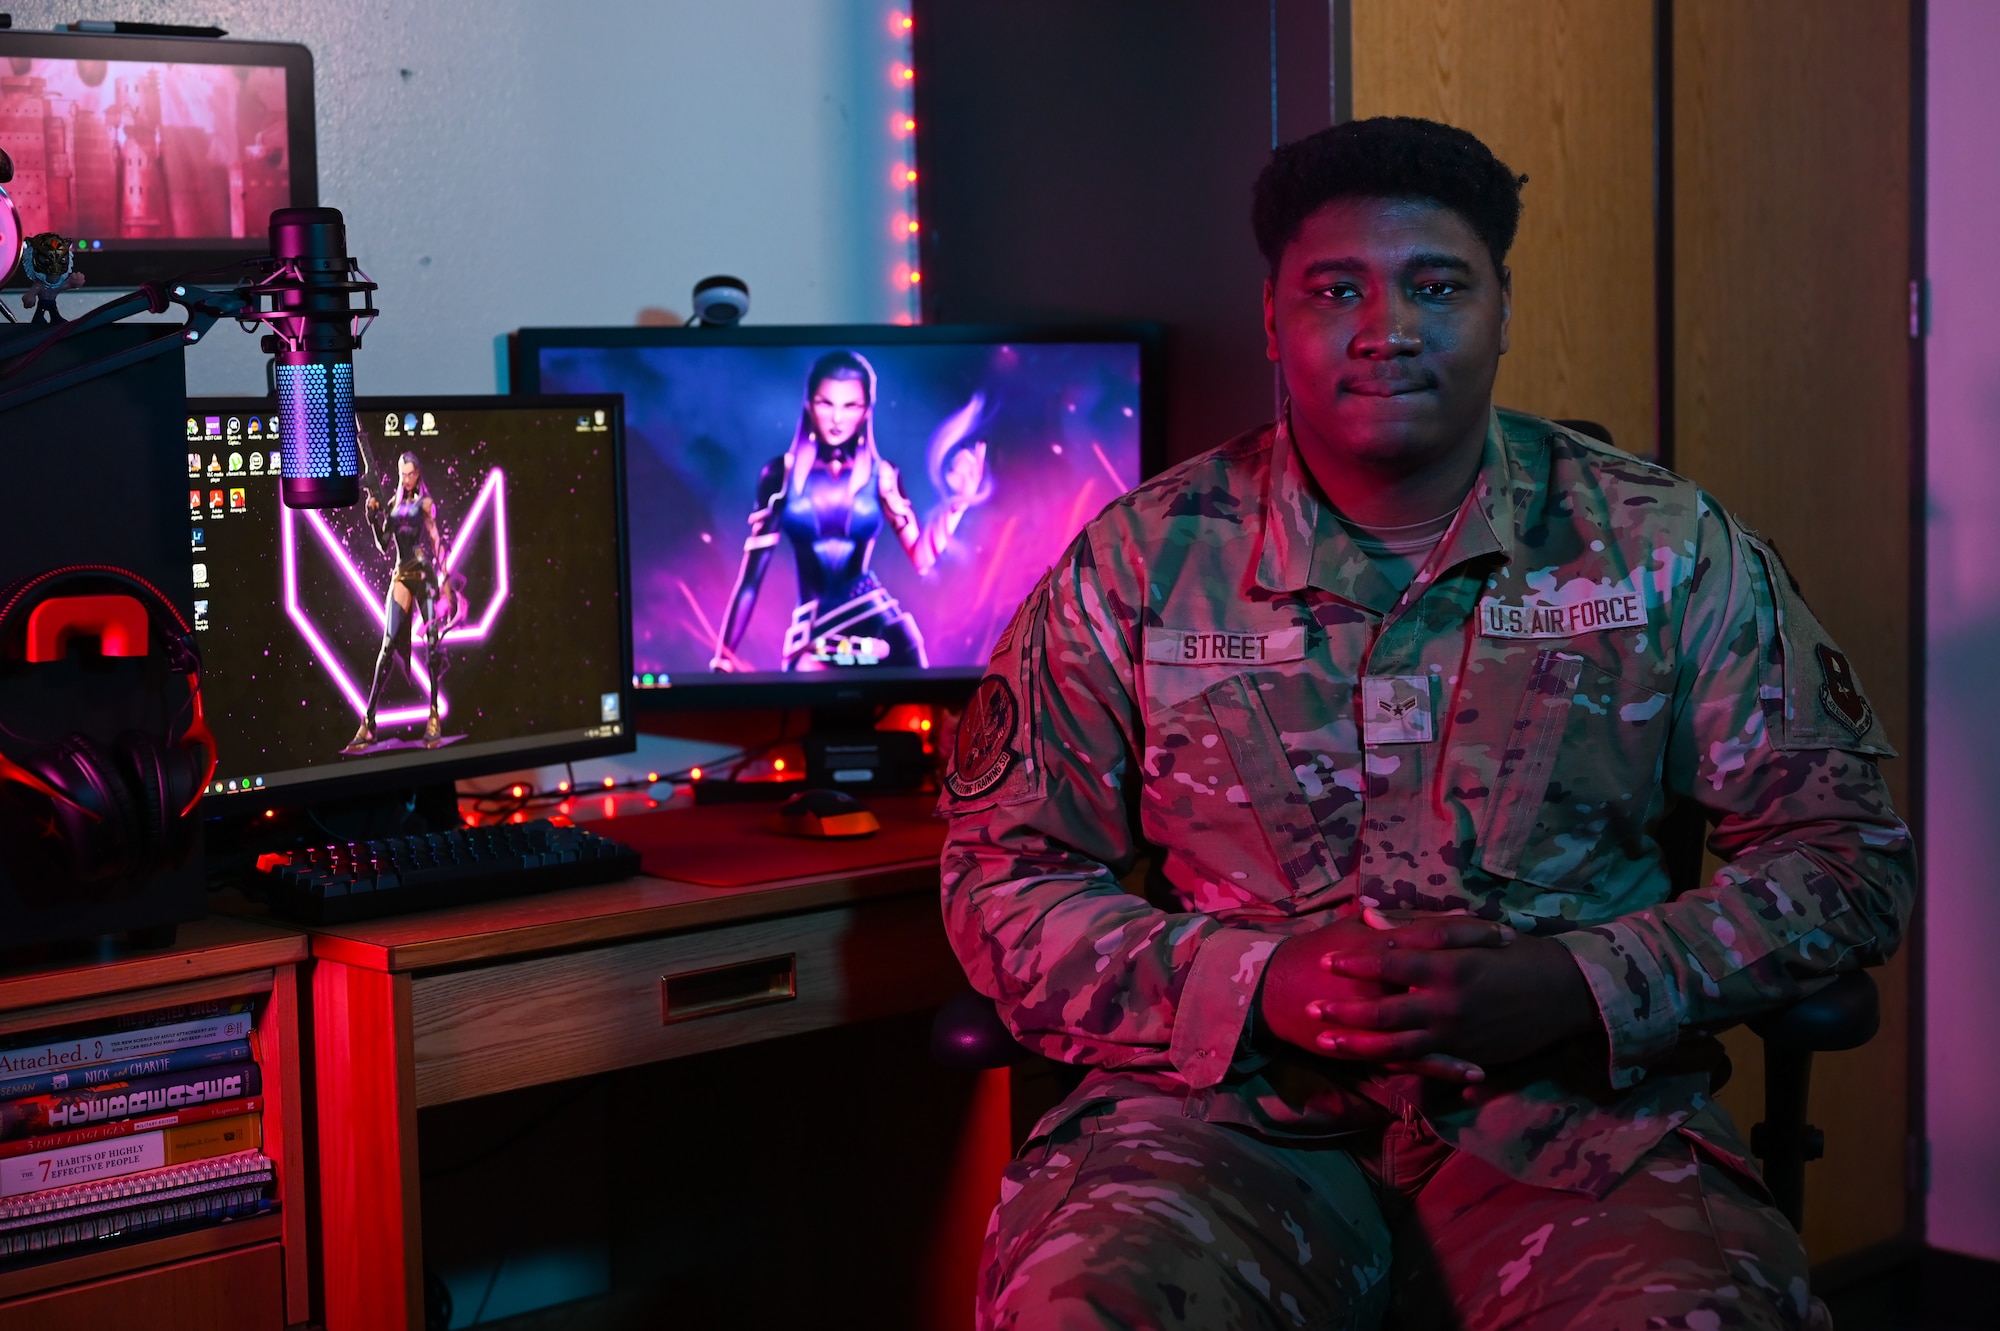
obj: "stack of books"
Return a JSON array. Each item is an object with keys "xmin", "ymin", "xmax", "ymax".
[{"xmin": 0, "ymin": 998, "xmax": 275, "ymax": 1262}]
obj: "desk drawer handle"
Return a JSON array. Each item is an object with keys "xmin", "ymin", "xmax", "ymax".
[{"xmin": 661, "ymin": 953, "xmax": 798, "ymax": 1024}]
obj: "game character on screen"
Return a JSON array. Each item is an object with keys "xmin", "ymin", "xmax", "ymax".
[
  {"xmin": 344, "ymin": 451, "xmax": 467, "ymax": 752},
  {"xmin": 710, "ymin": 350, "xmax": 990, "ymax": 672}
]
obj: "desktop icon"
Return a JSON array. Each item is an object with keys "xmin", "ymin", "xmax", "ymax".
[
  {"xmin": 269, "ymin": 450, "xmax": 283, "ymax": 474},
  {"xmin": 192, "ymin": 563, "xmax": 209, "ymax": 588},
  {"xmin": 267, "ymin": 415, "xmax": 280, "ymax": 438},
  {"xmin": 193, "ymin": 600, "xmax": 209, "ymax": 631},
  {"xmin": 205, "ymin": 416, "xmax": 222, "ymax": 437},
  {"xmin": 600, "ymin": 693, "xmax": 621, "ymax": 723},
  {"xmin": 226, "ymin": 417, "xmax": 242, "ymax": 440},
  {"xmin": 248, "ymin": 417, "xmax": 263, "ymax": 438},
  {"xmin": 229, "ymin": 488, "xmax": 247, "ymax": 513},
  {"xmin": 191, "ymin": 526, "xmax": 205, "ymax": 550},
  {"xmin": 186, "ymin": 417, "xmax": 200, "ymax": 438},
  {"xmin": 188, "ymin": 452, "xmax": 201, "ymax": 476},
  {"xmin": 593, "ymin": 409, "xmax": 607, "ymax": 431},
  {"xmin": 420, "ymin": 412, "xmax": 437, "ymax": 434},
  {"xmin": 249, "ymin": 451, "xmax": 265, "ymax": 474},
  {"xmin": 207, "ymin": 455, "xmax": 223, "ymax": 478},
  {"xmin": 209, "ymin": 488, "xmax": 226, "ymax": 513},
  {"xmin": 403, "ymin": 412, "xmax": 419, "ymax": 433},
  {"xmin": 384, "ymin": 412, "xmax": 400, "ymax": 436},
  {"xmin": 228, "ymin": 452, "xmax": 244, "ymax": 474},
  {"xmin": 189, "ymin": 489, "xmax": 202, "ymax": 515}
]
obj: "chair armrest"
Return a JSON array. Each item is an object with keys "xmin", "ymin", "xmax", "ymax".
[
  {"xmin": 1746, "ymin": 971, "xmax": 1879, "ymax": 1052},
  {"xmin": 931, "ymin": 990, "xmax": 1027, "ymax": 1069}
]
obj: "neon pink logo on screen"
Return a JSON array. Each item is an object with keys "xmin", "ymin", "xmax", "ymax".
[{"xmin": 280, "ymin": 470, "xmax": 510, "ymax": 725}]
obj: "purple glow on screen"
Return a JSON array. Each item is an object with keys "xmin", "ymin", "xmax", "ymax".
[
  {"xmin": 537, "ymin": 341, "xmax": 1143, "ymax": 682},
  {"xmin": 280, "ymin": 469, "xmax": 511, "ymax": 725}
]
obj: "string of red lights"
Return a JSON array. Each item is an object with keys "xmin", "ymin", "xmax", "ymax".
[{"xmin": 891, "ymin": 11, "xmax": 920, "ymax": 322}]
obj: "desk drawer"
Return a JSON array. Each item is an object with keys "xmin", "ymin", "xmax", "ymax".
[{"xmin": 409, "ymin": 894, "xmax": 963, "ymax": 1106}]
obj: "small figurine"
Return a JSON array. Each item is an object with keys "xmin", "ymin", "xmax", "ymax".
[{"xmin": 20, "ymin": 233, "xmax": 85, "ymax": 326}]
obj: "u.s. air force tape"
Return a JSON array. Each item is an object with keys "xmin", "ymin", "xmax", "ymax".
[
  {"xmin": 1142, "ymin": 625, "xmax": 1307, "ymax": 665},
  {"xmin": 1478, "ymin": 592, "xmax": 1644, "ymax": 640}
]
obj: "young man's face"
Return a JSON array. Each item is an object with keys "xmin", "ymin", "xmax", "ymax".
[{"xmin": 1264, "ymin": 196, "xmax": 1509, "ymax": 484}]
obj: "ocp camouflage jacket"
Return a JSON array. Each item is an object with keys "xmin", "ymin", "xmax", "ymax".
[{"xmin": 938, "ymin": 409, "xmax": 1915, "ymax": 1197}]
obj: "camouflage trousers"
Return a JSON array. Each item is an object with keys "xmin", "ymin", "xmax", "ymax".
[{"xmin": 979, "ymin": 1100, "xmax": 1815, "ymax": 1330}]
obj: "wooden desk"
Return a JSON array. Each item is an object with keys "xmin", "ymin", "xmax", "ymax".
[
  {"xmin": 0, "ymin": 919, "xmax": 312, "ymax": 1328},
  {"xmin": 302, "ymin": 795, "xmax": 963, "ymax": 1331}
]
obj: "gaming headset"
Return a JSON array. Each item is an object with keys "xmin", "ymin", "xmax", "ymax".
[{"xmin": 0, "ymin": 565, "xmax": 216, "ymax": 885}]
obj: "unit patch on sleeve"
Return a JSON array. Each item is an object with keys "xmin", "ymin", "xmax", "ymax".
[
  {"xmin": 1815, "ymin": 643, "xmax": 1874, "ymax": 736},
  {"xmin": 1142, "ymin": 624, "xmax": 1307, "ymax": 666},
  {"xmin": 946, "ymin": 674, "xmax": 1019, "ymax": 800},
  {"xmin": 1478, "ymin": 592, "xmax": 1645, "ymax": 640}
]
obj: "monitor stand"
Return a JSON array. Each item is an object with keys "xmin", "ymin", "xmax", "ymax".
[
  {"xmin": 691, "ymin": 705, "xmax": 931, "ymax": 804},
  {"xmin": 802, "ymin": 706, "xmax": 928, "ymax": 794}
]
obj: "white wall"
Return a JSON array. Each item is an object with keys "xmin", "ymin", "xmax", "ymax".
[
  {"xmin": 5, "ymin": 0, "xmax": 917, "ymax": 395},
  {"xmin": 1925, "ymin": 0, "xmax": 2000, "ymax": 1263}
]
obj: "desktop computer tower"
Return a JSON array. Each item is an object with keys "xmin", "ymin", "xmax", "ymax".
[{"xmin": 0, "ymin": 323, "xmax": 207, "ymax": 947}]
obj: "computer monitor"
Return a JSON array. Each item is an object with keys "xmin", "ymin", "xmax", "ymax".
[
  {"xmin": 508, "ymin": 324, "xmax": 1161, "ymax": 710},
  {"xmin": 185, "ymin": 395, "xmax": 632, "ymax": 806},
  {"xmin": 0, "ymin": 30, "xmax": 317, "ymax": 287}
]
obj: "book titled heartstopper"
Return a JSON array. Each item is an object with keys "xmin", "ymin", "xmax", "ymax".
[
  {"xmin": 0, "ymin": 1098, "xmax": 261, "ymax": 1168},
  {"xmin": 0, "ymin": 1063, "xmax": 260, "ymax": 1141}
]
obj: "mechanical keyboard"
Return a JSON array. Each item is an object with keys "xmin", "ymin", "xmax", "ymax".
[{"xmin": 253, "ymin": 819, "xmax": 642, "ymax": 923}]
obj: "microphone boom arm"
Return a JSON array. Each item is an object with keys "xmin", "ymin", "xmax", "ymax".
[{"xmin": 0, "ymin": 281, "xmax": 253, "ymax": 415}]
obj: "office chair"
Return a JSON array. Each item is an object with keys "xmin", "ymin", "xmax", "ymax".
[{"xmin": 930, "ymin": 418, "xmax": 1881, "ymax": 1233}]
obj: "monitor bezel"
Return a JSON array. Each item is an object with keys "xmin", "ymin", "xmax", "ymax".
[
  {"xmin": 0, "ymin": 30, "xmax": 318, "ymax": 289},
  {"xmin": 507, "ymin": 321, "xmax": 1164, "ymax": 713},
  {"xmin": 187, "ymin": 393, "xmax": 636, "ymax": 808}
]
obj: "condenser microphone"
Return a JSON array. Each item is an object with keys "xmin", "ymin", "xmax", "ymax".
[{"xmin": 260, "ymin": 207, "xmax": 378, "ymax": 508}]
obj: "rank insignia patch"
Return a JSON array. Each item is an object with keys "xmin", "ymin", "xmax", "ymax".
[
  {"xmin": 947, "ymin": 674, "xmax": 1018, "ymax": 799},
  {"xmin": 1361, "ymin": 675, "xmax": 1435, "ymax": 744},
  {"xmin": 1815, "ymin": 643, "xmax": 1873, "ymax": 736}
]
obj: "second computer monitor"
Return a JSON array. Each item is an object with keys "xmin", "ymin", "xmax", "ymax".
[
  {"xmin": 511, "ymin": 324, "xmax": 1159, "ymax": 707},
  {"xmin": 186, "ymin": 395, "xmax": 632, "ymax": 805}
]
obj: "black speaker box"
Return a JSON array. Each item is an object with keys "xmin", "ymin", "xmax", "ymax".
[{"xmin": 0, "ymin": 321, "xmax": 205, "ymax": 947}]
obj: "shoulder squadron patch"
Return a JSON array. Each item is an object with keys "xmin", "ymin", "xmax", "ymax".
[
  {"xmin": 947, "ymin": 674, "xmax": 1018, "ymax": 799},
  {"xmin": 1815, "ymin": 643, "xmax": 1873, "ymax": 736}
]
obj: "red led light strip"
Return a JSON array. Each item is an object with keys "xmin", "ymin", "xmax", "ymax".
[{"xmin": 890, "ymin": 11, "xmax": 920, "ymax": 323}]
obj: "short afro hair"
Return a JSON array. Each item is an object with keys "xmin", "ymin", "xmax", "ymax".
[{"xmin": 1252, "ymin": 117, "xmax": 1527, "ymax": 275}]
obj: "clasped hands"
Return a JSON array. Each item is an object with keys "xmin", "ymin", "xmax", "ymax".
[{"xmin": 1256, "ymin": 907, "xmax": 1600, "ymax": 1085}]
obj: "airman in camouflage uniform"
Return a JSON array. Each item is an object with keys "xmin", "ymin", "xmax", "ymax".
[{"xmin": 938, "ymin": 117, "xmax": 1912, "ymax": 1330}]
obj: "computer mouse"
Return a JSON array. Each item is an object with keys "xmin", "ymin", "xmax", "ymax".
[{"xmin": 769, "ymin": 787, "xmax": 880, "ymax": 839}]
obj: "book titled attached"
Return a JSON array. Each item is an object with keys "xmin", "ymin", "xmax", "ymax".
[
  {"xmin": 0, "ymin": 1006, "xmax": 254, "ymax": 1080},
  {"xmin": 0, "ymin": 1039, "xmax": 252, "ymax": 1102}
]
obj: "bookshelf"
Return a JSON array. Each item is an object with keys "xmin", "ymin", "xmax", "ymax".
[{"xmin": 0, "ymin": 919, "xmax": 310, "ymax": 1328}]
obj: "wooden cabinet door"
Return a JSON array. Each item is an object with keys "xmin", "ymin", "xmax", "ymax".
[{"xmin": 0, "ymin": 1242, "xmax": 284, "ymax": 1331}]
